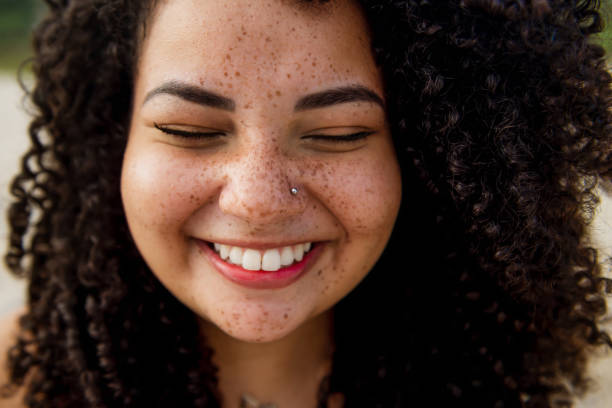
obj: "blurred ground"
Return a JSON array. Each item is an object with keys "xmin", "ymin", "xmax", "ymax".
[
  {"xmin": 0, "ymin": 73, "xmax": 610, "ymax": 406},
  {"xmin": 578, "ymin": 190, "xmax": 612, "ymax": 408},
  {"xmin": 0, "ymin": 74, "xmax": 28, "ymax": 314}
]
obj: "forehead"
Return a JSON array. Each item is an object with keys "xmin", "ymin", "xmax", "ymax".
[{"xmin": 136, "ymin": 0, "xmax": 382, "ymax": 101}]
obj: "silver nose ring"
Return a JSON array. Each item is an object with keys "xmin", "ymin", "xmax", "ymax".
[{"xmin": 290, "ymin": 187, "xmax": 299, "ymax": 196}]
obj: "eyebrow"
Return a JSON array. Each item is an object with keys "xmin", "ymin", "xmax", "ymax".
[
  {"xmin": 294, "ymin": 85, "xmax": 385, "ymax": 111},
  {"xmin": 143, "ymin": 81, "xmax": 384, "ymax": 112},
  {"xmin": 143, "ymin": 81, "xmax": 236, "ymax": 111}
]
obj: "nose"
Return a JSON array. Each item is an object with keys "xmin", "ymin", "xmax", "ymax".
[{"xmin": 218, "ymin": 144, "xmax": 307, "ymax": 225}]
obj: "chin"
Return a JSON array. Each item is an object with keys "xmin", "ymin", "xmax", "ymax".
[
  {"xmin": 216, "ymin": 316, "xmax": 300, "ymax": 344},
  {"xmin": 227, "ymin": 326, "xmax": 293, "ymax": 344},
  {"xmin": 199, "ymin": 300, "xmax": 316, "ymax": 344}
]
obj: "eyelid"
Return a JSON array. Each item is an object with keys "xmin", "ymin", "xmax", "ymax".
[{"xmin": 154, "ymin": 123, "xmax": 226, "ymax": 138}]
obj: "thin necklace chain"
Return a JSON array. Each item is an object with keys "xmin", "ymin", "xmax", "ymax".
[{"xmin": 239, "ymin": 375, "xmax": 331, "ymax": 408}]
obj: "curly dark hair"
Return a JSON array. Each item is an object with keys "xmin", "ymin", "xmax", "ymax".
[{"xmin": 1, "ymin": 0, "xmax": 611, "ymax": 406}]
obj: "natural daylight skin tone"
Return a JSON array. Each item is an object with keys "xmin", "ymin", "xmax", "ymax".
[{"xmin": 121, "ymin": 0, "xmax": 402, "ymax": 407}]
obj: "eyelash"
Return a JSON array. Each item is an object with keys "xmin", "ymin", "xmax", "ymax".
[
  {"xmin": 303, "ymin": 131, "xmax": 374, "ymax": 142},
  {"xmin": 155, "ymin": 124, "xmax": 373, "ymax": 142},
  {"xmin": 154, "ymin": 124, "xmax": 225, "ymax": 139}
]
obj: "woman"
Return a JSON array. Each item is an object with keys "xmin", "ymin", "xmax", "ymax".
[{"xmin": 1, "ymin": 0, "xmax": 611, "ymax": 407}]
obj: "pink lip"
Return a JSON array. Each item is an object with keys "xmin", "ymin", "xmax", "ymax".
[{"xmin": 196, "ymin": 240, "xmax": 324, "ymax": 289}]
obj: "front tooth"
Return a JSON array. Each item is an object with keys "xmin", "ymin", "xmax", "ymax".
[
  {"xmin": 214, "ymin": 243, "xmax": 221, "ymax": 252},
  {"xmin": 280, "ymin": 246, "xmax": 294, "ymax": 266},
  {"xmin": 220, "ymin": 244, "xmax": 230, "ymax": 260},
  {"xmin": 229, "ymin": 247, "xmax": 243, "ymax": 264},
  {"xmin": 293, "ymin": 244, "xmax": 304, "ymax": 262},
  {"xmin": 304, "ymin": 242, "xmax": 311, "ymax": 252},
  {"xmin": 242, "ymin": 249, "xmax": 261, "ymax": 271},
  {"xmin": 262, "ymin": 249, "xmax": 281, "ymax": 271}
]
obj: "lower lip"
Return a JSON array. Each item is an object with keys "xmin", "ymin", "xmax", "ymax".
[{"xmin": 196, "ymin": 241, "xmax": 324, "ymax": 289}]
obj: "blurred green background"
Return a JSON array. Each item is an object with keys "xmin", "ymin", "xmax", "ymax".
[
  {"xmin": 1, "ymin": 0, "xmax": 612, "ymax": 72},
  {"xmin": 0, "ymin": 0, "xmax": 43, "ymax": 72}
]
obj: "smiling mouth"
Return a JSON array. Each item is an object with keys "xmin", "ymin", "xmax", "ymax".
[
  {"xmin": 205, "ymin": 241, "xmax": 315, "ymax": 272},
  {"xmin": 197, "ymin": 240, "xmax": 324, "ymax": 289}
]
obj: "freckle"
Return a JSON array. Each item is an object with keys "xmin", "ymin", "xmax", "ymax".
[
  {"xmin": 235, "ymin": 71, "xmax": 240, "ymax": 76},
  {"xmin": 284, "ymin": 314, "xmax": 288, "ymax": 319},
  {"xmin": 312, "ymin": 61, "xmax": 316, "ymax": 67},
  {"xmin": 287, "ymin": 73, "xmax": 291, "ymax": 78},
  {"xmin": 317, "ymin": 270, "xmax": 322, "ymax": 276},
  {"xmin": 224, "ymin": 72, "xmax": 228, "ymax": 77},
  {"xmin": 237, "ymin": 36, "xmax": 242, "ymax": 41},
  {"xmin": 275, "ymin": 90, "xmax": 281, "ymax": 96},
  {"xmin": 226, "ymin": 54, "xmax": 231, "ymax": 60}
]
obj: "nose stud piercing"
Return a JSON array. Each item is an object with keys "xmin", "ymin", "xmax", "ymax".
[{"xmin": 290, "ymin": 187, "xmax": 299, "ymax": 196}]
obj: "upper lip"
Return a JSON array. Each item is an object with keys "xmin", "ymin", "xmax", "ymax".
[{"xmin": 195, "ymin": 238, "xmax": 321, "ymax": 250}]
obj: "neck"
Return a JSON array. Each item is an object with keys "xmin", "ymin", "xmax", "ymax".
[{"xmin": 201, "ymin": 311, "xmax": 334, "ymax": 408}]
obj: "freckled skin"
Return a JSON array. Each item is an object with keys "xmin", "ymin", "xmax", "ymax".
[{"xmin": 121, "ymin": 0, "xmax": 401, "ymax": 344}]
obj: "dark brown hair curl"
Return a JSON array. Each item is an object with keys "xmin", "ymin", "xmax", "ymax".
[{"xmin": 1, "ymin": 0, "xmax": 612, "ymax": 407}]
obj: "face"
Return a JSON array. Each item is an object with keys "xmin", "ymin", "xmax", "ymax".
[{"xmin": 121, "ymin": 0, "xmax": 401, "ymax": 343}]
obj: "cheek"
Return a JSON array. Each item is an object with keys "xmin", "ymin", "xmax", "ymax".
[
  {"xmin": 120, "ymin": 144, "xmax": 220, "ymax": 232},
  {"xmin": 304, "ymin": 151, "xmax": 401, "ymax": 237},
  {"xmin": 302, "ymin": 150, "xmax": 400, "ymax": 313}
]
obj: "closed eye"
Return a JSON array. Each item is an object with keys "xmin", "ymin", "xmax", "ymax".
[
  {"xmin": 154, "ymin": 123, "xmax": 226, "ymax": 139},
  {"xmin": 302, "ymin": 131, "xmax": 374, "ymax": 143}
]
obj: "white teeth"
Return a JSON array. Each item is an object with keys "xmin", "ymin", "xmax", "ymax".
[
  {"xmin": 280, "ymin": 246, "xmax": 294, "ymax": 266},
  {"xmin": 229, "ymin": 247, "xmax": 243, "ymax": 265},
  {"xmin": 219, "ymin": 244, "xmax": 230, "ymax": 260},
  {"xmin": 293, "ymin": 244, "xmax": 304, "ymax": 262},
  {"xmin": 262, "ymin": 249, "xmax": 281, "ymax": 271},
  {"xmin": 242, "ymin": 249, "xmax": 261, "ymax": 271},
  {"xmin": 211, "ymin": 241, "xmax": 314, "ymax": 271}
]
